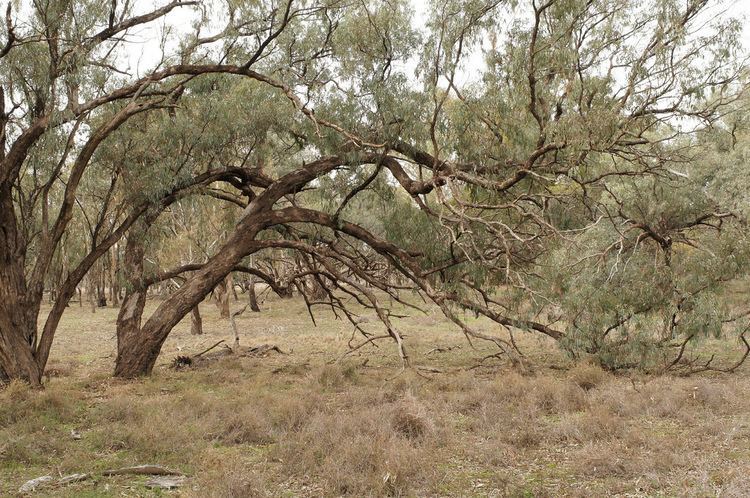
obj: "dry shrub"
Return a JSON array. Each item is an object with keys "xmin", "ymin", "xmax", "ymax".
[
  {"xmin": 0, "ymin": 432, "xmax": 56, "ymax": 466},
  {"xmin": 569, "ymin": 442, "xmax": 630, "ymax": 477},
  {"xmin": 568, "ymin": 362, "xmax": 608, "ymax": 391},
  {"xmin": 551, "ymin": 405, "xmax": 623, "ymax": 443},
  {"xmin": 0, "ymin": 384, "xmax": 82, "ymax": 468},
  {"xmin": 640, "ymin": 440, "xmax": 689, "ymax": 473},
  {"xmin": 587, "ymin": 380, "xmax": 643, "ymax": 418},
  {"xmin": 0, "ymin": 380, "xmax": 32, "ymax": 425},
  {"xmin": 688, "ymin": 378, "xmax": 730, "ymax": 409},
  {"xmin": 489, "ymin": 371, "xmax": 532, "ymax": 402},
  {"xmin": 390, "ymin": 395, "xmax": 434, "ymax": 440},
  {"xmin": 528, "ymin": 377, "xmax": 587, "ymax": 414},
  {"xmin": 264, "ymin": 391, "xmax": 322, "ymax": 432},
  {"xmin": 216, "ymin": 408, "xmax": 274, "ymax": 445},
  {"xmin": 0, "ymin": 382, "xmax": 78, "ymax": 428},
  {"xmin": 498, "ymin": 409, "xmax": 544, "ymax": 449},
  {"xmin": 641, "ymin": 378, "xmax": 688, "ymax": 418},
  {"xmin": 583, "ymin": 405, "xmax": 624, "ymax": 439},
  {"xmin": 445, "ymin": 384, "xmax": 486, "ymax": 415},
  {"xmin": 271, "ymin": 403, "xmax": 434, "ymax": 496},
  {"xmin": 191, "ymin": 454, "xmax": 271, "ymax": 498},
  {"xmin": 433, "ymin": 370, "xmax": 478, "ymax": 394},
  {"xmin": 382, "ymin": 370, "xmax": 424, "ymax": 402},
  {"xmin": 315, "ymin": 363, "xmax": 359, "ymax": 389},
  {"xmin": 97, "ymin": 395, "xmax": 149, "ymax": 423}
]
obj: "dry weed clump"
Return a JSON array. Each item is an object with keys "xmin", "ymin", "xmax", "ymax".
[
  {"xmin": 270, "ymin": 399, "xmax": 435, "ymax": 496},
  {"xmin": 314, "ymin": 363, "xmax": 359, "ymax": 389},
  {"xmin": 586, "ymin": 379, "xmax": 643, "ymax": 418},
  {"xmin": 569, "ymin": 441, "xmax": 630, "ymax": 478},
  {"xmin": 568, "ymin": 361, "xmax": 609, "ymax": 391},
  {"xmin": 551, "ymin": 405, "xmax": 624, "ymax": 443},
  {"xmin": 191, "ymin": 453, "xmax": 272, "ymax": 498},
  {"xmin": 263, "ymin": 390, "xmax": 323, "ymax": 432},
  {"xmin": 528, "ymin": 376, "xmax": 587, "ymax": 414},
  {"xmin": 390, "ymin": 394, "xmax": 434, "ymax": 440},
  {"xmin": 216, "ymin": 408, "xmax": 274, "ymax": 446},
  {"xmin": 687, "ymin": 377, "xmax": 731, "ymax": 410},
  {"xmin": 489, "ymin": 370, "xmax": 533, "ymax": 402},
  {"xmin": 0, "ymin": 381, "xmax": 78, "ymax": 428},
  {"xmin": 640, "ymin": 377, "xmax": 689, "ymax": 418}
]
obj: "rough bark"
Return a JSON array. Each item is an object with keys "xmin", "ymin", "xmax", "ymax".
[
  {"xmin": 112, "ymin": 157, "xmax": 359, "ymax": 377},
  {"xmin": 114, "ymin": 220, "xmax": 150, "ymax": 377},
  {"xmin": 113, "ymin": 228, "xmax": 258, "ymax": 377},
  {"xmin": 0, "ymin": 188, "xmax": 42, "ymax": 385}
]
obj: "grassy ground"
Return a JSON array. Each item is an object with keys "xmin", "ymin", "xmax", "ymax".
[{"xmin": 2, "ymin": 294, "xmax": 750, "ymax": 497}]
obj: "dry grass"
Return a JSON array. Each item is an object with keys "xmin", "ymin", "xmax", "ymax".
[{"xmin": 1, "ymin": 295, "xmax": 749, "ymax": 496}]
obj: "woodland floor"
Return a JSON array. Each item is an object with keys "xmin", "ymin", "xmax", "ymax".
[{"xmin": 2, "ymin": 293, "xmax": 750, "ymax": 497}]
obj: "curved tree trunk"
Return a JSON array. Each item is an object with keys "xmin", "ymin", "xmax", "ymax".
[{"xmin": 114, "ymin": 228, "xmax": 258, "ymax": 378}]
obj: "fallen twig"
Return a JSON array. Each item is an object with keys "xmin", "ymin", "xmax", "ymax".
[
  {"xmin": 244, "ymin": 344, "xmax": 288, "ymax": 356},
  {"xmin": 424, "ymin": 345, "xmax": 461, "ymax": 355},
  {"xmin": 194, "ymin": 340, "xmax": 227, "ymax": 358}
]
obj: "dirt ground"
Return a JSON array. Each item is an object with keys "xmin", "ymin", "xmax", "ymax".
[{"xmin": 1, "ymin": 294, "xmax": 749, "ymax": 497}]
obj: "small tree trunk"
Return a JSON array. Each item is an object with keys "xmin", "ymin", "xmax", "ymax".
[
  {"xmin": 190, "ymin": 306, "xmax": 203, "ymax": 335},
  {"xmin": 109, "ymin": 246, "xmax": 120, "ymax": 307},
  {"xmin": 231, "ymin": 276, "xmax": 239, "ymax": 301},
  {"xmin": 214, "ymin": 277, "xmax": 231, "ymax": 318},
  {"xmin": 229, "ymin": 305, "xmax": 247, "ymax": 351},
  {"xmin": 308, "ymin": 275, "xmax": 327, "ymax": 300},
  {"xmin": 87, "ymin": 272, "xmax": 97, "ymax": 313},
  {"xmin": 247, "ymin": 280, "xmax": 260, "ymax": 312}
]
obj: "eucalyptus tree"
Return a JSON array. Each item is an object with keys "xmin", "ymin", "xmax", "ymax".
[
  {"xmin": 2, "ymin": 0, "xmax": 747, "ymax": 384},
  {"xmin": 372, "ymin": 0, "xmax": 750, "ymax": 365},
  {"xmin": 110, "ymin": 0, "xmax": 750, "ymax": 376},
  {"xmin": 0, "ymin": 0, "xmax": 366, "ymax": 385}
]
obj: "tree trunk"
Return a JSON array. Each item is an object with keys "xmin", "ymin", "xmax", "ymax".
[
  {"xmin": 113, "ymin": 217, "xmax": 153, "ymax": 377},
  {"xmin": 307, "ymin": 275, "xmax": 327, "ymax": 300},
  {"xmin": 214, "ymin": 276, "xmax": 231, "ymax": 318},
  {"xmin": 0, "ymin": 189, "xmax": 43, "ymax": 386},
  {"xmin": 110, "ymin": 246, "xmax": 120, "ymax": 307},
  {"xmin": 190, "ymin": 305, "xmax": 203, "ymax": 335},
  {"xmin": 247, "ymin": 280, "xmax": 260, "ymax": 312},
  {"xmin": 114, "ymin": 225, "xmax": 259, "ymax": 378}
]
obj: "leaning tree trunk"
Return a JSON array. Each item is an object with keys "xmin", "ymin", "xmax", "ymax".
[{"xmin": 114, "ymin": 226, "xmax": 259, "ymax": 378}]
